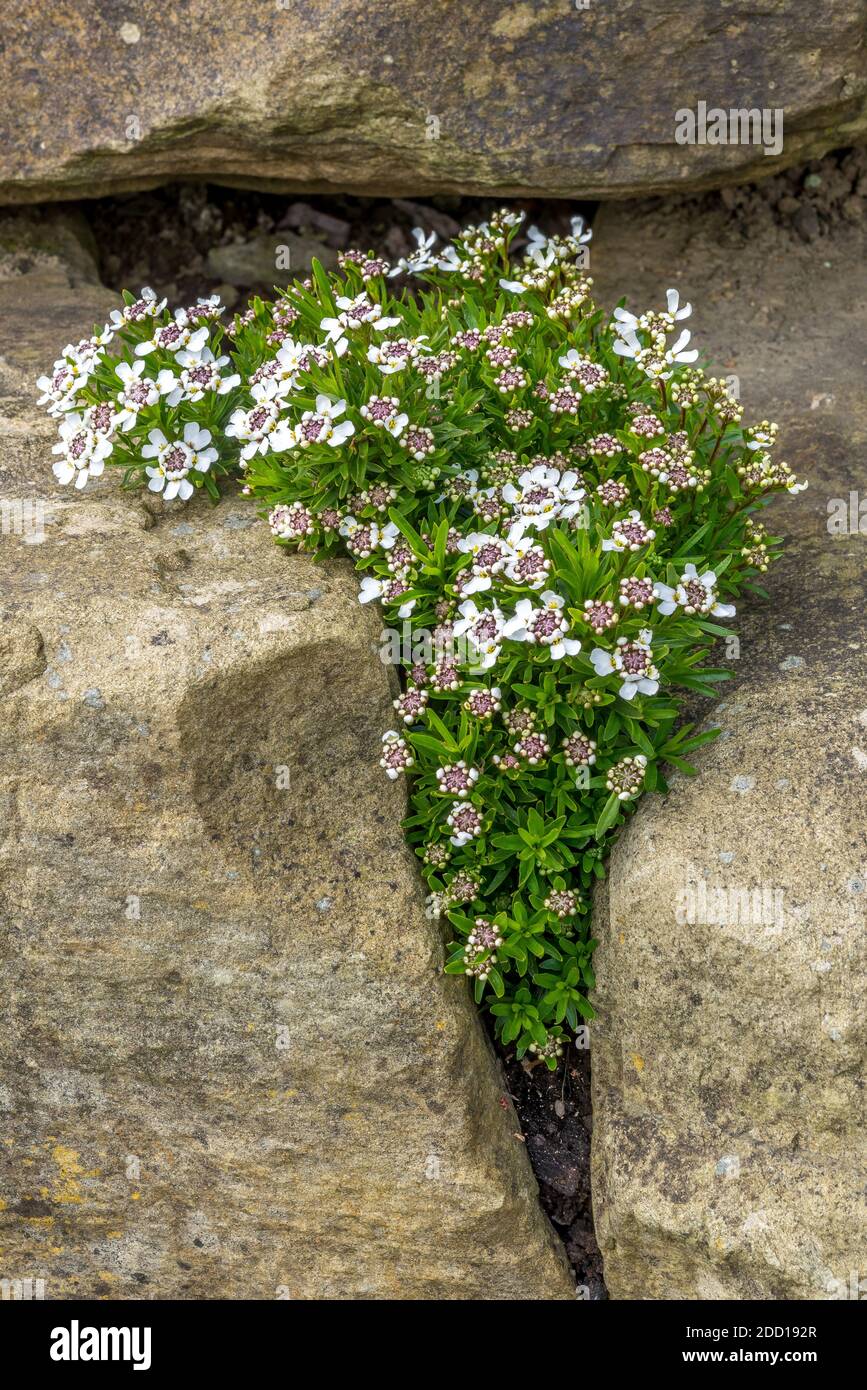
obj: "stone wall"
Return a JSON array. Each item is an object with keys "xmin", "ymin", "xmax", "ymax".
[{"xmin": 1, "ymin": 1, "xmax": 865, "ymax": 203}]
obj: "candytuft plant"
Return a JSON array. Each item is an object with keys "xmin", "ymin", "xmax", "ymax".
[{"xmin": 38, "ymin": 210, "xmax": 805, "ymax": 1067}]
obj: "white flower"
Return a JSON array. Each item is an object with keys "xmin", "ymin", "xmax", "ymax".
[
  {"xmin": 455, "ymin": 531, "xmax": 508, "ymax": 594},
  {"xmin": 435, "ymin": 245, "xmax": 468, "ymax": 273},
  {"xmin": 189, "ymin": 294, "xmax": 224, "ymax": 318},
  {"xmin": 502, "ymin": 464, "xmax": 585, "ymax": 529},
  {"xmin": 665, "ymin": 328, "xmax": 699, "ymax": 365},
  {"xmin": 425, "ymin": 892, "xmax": 444, "ymax": 920},
  {"xmin": 321, "ymin": 293, "xmax": 401, "ymax": 348},
  {"xmin": 611, "ymin": 286, "xmax": 697, "ymax": 381},
  {"xmin": 113, "ymin": 359, "xmax": 160, "ymax": 427},
  {"xmin": 613, "ymin": 325, "xmax": 698, "ymax": 379},
  {"xmin": 61, "ymin": 335, "xmax": 104, "ymax": 371},
  {"xmin": 252, "ymin": 340, "xmax": 330, "ymax": 397},
  {"xmin": 51, "ymin": 412, "xmax": 113, "ymax": 489},
  {"xmin": 155, "ymin": 367, "xmax": 180, "ymax": 400},
  {"xmin": 268, "ymin": 338, "xmax": 313, "ymax": 396},
  {"xmin": 358, "ymin": 576, "xmax": 385, "ymax": 604},
  {"xmin": 158, "ymin": 347, "xmax": 240, "ymax": 405},
  {"xmin": 745, "ymin": 426, "xmax": 778, "ymax": 451},
  {"xmin": 379, "ymin": 730, "xmax": 414, "ymax": 779},
  {"xmin": 435, "ymin": 762, "xmax": 480, "ymax": 798},
  {"xmin": 109, "ymin": 287, "xmax": 166, "ymax": 329},
  {"xmin": 590, "ymin": 630, "xmax": 659, "ymax": 700},
  {"xmin": 665, "ymin": 288, "xmax": 692, "ymax": 320},
  {"xmin": 357, "ymin": 574, "xmax": 415, "ymax": 618},
  {"xmin": 339, "ymin": 515, "xmax": 381, "ymax": 555},
  {"xmin": 523, "ymin": 222, "xmax": 586, "ymax": 272},
  {"xmin": 655, "ymin": 563, "xmax": 736, "ymax": 618},
  {"xmin": 225, "ymin": 380, "xmax": 283, "ymax": 460},
  {"xmin": 377, "ymin": 521, "xmax": 401, "ymax": 551},
  {"xmin": 135, "ymin": 310, "xmax": 209, "ymax": 358},
  {"xmin": 435, "ymin": 467, "xmax": 479, "ymax": 505},
  {"xmin": 454, "ymin": 599, "xmax": 505, "ymax": 670},
  {"xmin": 502, "ymin": 599, "xmax": 534, "ymax": 643},
  {"xmin": 602, "ymin": 509, "xmax": 655, "ymax": 553},
  {"xmin": 142, "ymin": 423, "xmax": 215, "ymax": 501},
  {"xmin": 367, "ymin": 336, "xmax": 429, "ymax": 374},
  {"xmin": 301, "ymin": 393, "xmax": 355, "ymax": 448},
  {"xmin": 502, "ymin": 524, "xmax": 551, "ymax": 589},
  {"xmin": 558, "ymin": 348, "xmax": 582, "ymax": 372},
  {"xmin": 89, "ymin": 324, "xmax": 115, "ymax": 350},
  {"xmin": 613, "ymin": 287, "xmax": 692, "ymax": 336},
  {"xmin": 182, "ymin": 423, "xmax": 218, "ymax": 469},
  {"xmin": 526, "ymin": 219, "xmax": 589, "ymax": 261},
  {"xmin": 528, "ymin": 241, "xmax": 557, "ymax": 271},
  {"xmin": 499, "ymin": 237, "xmax": 556, "ymax": 294},
  {"xmin": 37, "ymin": 351, "xmax": 92, "ymax": 415},
  {"xmin": 445, "ymin": 800, "xmax": 483, "ymax": 847},
  {"xmin": 388, "ymin": 227, "xmax": 439, "ymax": 278},
  {"xmin": 383, "ymin": 411, "xmax": 409, "ymax": 440},
  {"xmin": 503, "ymin": 591, "xmax": 582, "ymax": 661}
]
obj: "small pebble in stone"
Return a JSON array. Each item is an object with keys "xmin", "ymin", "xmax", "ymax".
[{"xmin": 730, "ymin": 774, "xmax": 755, "ymax": 793}]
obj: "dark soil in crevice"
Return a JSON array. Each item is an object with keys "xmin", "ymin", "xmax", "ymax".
[
  {"xmin": 650, "ymin": 144, "xmax": 866, "ymax": 247},
  {"xmin": 78, "ymin": 146, "xmax": 865, "ymax": 312},
  {"xmin": 82, "ymin": 184, "xmax": 596, "ymax": 306},
  {"xmin": 497, "ymin": 1037, "xmax": 607, "ymax": 1298}
]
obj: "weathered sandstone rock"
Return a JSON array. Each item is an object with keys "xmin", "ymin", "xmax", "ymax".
[
  {"xmin": 1, "ymin": 1, "xmax": 865, "ymax": 204},
  {"xmin": 0, "ymin": 216, "xmax": 573, "ymax": 1300},
  {"xmin": 589, "ymin": 198, "xmax": 867, "ymax": 1299}
]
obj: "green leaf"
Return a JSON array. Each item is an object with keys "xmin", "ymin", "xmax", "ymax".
[
  {"xmin": 408, "ymin": 733, "xmax": 451, "ymax": 760},
  {"xmin": 387, "ymin": 506, "xmax": 429, "ymax": 560},
  {"xmin": 594, "ymin": 793, "xmax": 621, "ymax": 839},
  {"xmin": 425, "ymin": 708, "xmax": 460, "ymax": 753}
]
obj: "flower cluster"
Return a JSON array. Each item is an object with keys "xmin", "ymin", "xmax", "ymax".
[{"xmin": 38, "ymin": 209, "xmax": 804, "ymax": 1067}]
